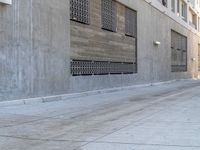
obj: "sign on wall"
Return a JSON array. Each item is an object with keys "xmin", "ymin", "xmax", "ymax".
[{"xmin": 0, "ymin": 0, "xmax": 12, "ymax": 5}]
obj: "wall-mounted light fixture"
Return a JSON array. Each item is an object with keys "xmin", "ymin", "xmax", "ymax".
[
  {"xmin": 153, "ymin": 41, "xmax": 161, "ymax": 46},
  {"xmin": 191, "ymin": 58, "xmax": 196, "ymax": 61},
  {"xmin": 0, "ymin": 0, "xmax": 12, "ymax": 5}
]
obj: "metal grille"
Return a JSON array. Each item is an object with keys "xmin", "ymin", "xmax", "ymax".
[
  {"xmin": 71, "ymin": 60, "xmax": 137, "ymax": 76},
  {"xmin": 171, "ymin": 30, "xmax": 187, "ymax": 72},
  {"xmin": 125, "ymin": 8, "xmax": 137, "ymax": 38},
  {"xmin": 70, "ymin": 0, "xmax": 89, "ymax": 24},
  {"xmin": 171, "ymin": 65, "xmax": 187, "ymax": 72},
  {"xmin": 101, "ymin": 0, "xmax": 116, "ymax": 32}
]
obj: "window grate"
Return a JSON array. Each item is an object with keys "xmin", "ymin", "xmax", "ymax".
[
  {"xmin": 71, "ymin": 60, "xmax": 137, "ymax": 76},
  {"xmin": 70, "ymin": 0, "xmax": 90, "ymax": 24},
  {"xmin": 125, "ymin": 8, "xmax": 137, "ymax": 38},
  {"xmin": 171, "ymin": 65, "xmax": 187, "ymax": 72},
  {"xmin": 101, "ymin": 0, "xmax": 116, "ymax": 32}
]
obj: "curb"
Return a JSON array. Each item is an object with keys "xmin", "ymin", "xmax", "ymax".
[{"xmin": 0, "ymin": 78, "xmax": 195, "ymax": 107}]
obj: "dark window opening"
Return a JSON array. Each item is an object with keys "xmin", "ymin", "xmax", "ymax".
[
  {"xmin": 171, "ymin": 30, "xmax": 187, "ymax": 72},
  {"xmin": 162, "ymin": 0, "xmax": 167, "ymax": 7}
]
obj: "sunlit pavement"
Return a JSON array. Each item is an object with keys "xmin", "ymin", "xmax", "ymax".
[{"xmin": 1, "ymin": 80, "xmax": 200, "ymax": 150}]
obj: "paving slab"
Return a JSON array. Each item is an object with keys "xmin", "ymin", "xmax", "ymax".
[
  {"xmin": 0, "ymin": 80, "xmax": 200, "ymax": 150},
  {"xmin": 80, "ymin": 142, "xmax": 200, "ymax": 150},
  {"xmin": 0, "ymin": 136, "xmax": 86, "ymax": 150}
]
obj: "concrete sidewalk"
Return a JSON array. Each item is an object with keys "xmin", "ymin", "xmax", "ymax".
[{"xmin": 0, "ymin": 80, "xmax": 200, "ymax": 150}]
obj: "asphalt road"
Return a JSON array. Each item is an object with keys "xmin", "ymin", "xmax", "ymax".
[{"xmin": 0, "ymin": 80, "xmax": 200, "ymax": 150}]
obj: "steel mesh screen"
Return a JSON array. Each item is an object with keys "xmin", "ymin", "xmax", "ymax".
[
  {"xmin": 125, "ymin": 8, "xmax": 137, "ymax": 38},
  {"xmin": 71, "ymin": 60, "xmax": 136, "ymax": 76},
  {"xmin": 70, "ymin": 0, "xmax": 89, "ymax": 24},
  {"xmin": 101, "ymin": 0, "xmax": 116, "ymax": 32}
]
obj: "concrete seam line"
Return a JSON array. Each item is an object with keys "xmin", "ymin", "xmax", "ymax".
[
  {"xmin": 77, "ymin": 86, "xmax": 198, "ymax": 149},
  {"xmin": 91, "ymin": 141, "xmax": 200, "ymax": 148}
]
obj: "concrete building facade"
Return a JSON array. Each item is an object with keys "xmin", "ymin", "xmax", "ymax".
[{"xmin": 0, "ymin": 0, "xmax": 200, "ymax": 102}]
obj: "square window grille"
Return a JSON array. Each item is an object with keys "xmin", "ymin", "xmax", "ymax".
[
  {"xmin": 125, "ymin": 8, "xmax": 137, "ymax": 38},
  {"xmin": 101, "ymin": 0, "xmax": 117, "ymax": 32},
  {"xmin": 70, "ymin": 0, "xmax": 90, "ymax": 24}
]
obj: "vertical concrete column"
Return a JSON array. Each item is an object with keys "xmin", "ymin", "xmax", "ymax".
[
  {"xmin": 187, "ymin": 3, "xmax": 190, "ymax": 24},
  {"xmin": 175, "ymin": 0, "xmax": 178, "ymax": 15},
  {"xmin": 195, "ymin": 14, "xmax": 198, "ymax": 29},
  {"xmin": 177, "ymin": 0, "xmax": 180, "ymax": 17},
  {"xmin": 168, "ymin": 0, "xmax": 171, "ymax": 11},
  {"xmin": 30, "ymin": 0, "xmax": 71, "ymax": 97}
]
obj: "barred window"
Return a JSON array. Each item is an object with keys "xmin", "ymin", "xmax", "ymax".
[
  {"xmin": 101, "ymin": 0, "xmax": 117, "ymax": 32},
  {"xmin": 171, "ymin": 30, "xmax": 187, "ymax": 72},
  {"xmin": 70, "ymin": 0, "xmax": 89, "ymax": 24},
  {"xmin": 125, "ymin": 8, "xmax": 137, "ymax": 38}
]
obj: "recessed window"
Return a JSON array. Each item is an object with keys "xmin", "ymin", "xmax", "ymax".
[
  {"xmin": 189, "ymin": 9, "xmax": 197, "ymax": 29},
  {"xmin": 181, "ymin": 1, "xmax": 187, "ymax": 21},
  {"xmin": 171, "ymin": 30, "xmax": 187, "ymax": 72},
  {"xmin": 70, "ymin": 0, "xmax": 90, "ymax": 24},
  {"xmin": 125, "ymin": 8, "xmax": 137, "ymax": 38},
  {"xmin": 198, "ymin": 44, "xmax": 200, "ymax": 71},
  {"xmin": 177, "ymin": 0, "xmax": 180, "ymax": 16},
  {"xmin": 177, "ymin": 0, "xmax": 187, "ymax": 21},
  {"xmin": 101, "ymin": 0, "xmax": 117, "ymax": 32}
]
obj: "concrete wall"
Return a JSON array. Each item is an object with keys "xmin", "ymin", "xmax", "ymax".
[
  {"xmin": 68, "ymin": 0, "xmax": 200, "ymax": 93},
  {"xmin": 0, "ymin": 0, "xmax": 70, "ymax": 101},
  {"xmin": 0, "ymin": 0, "xmax": 200, "ymax": 102}
]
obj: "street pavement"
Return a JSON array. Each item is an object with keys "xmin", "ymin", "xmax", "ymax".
[{"xmin": 0, "ymin": 80, "xmax": 200, "ymax": 150}]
